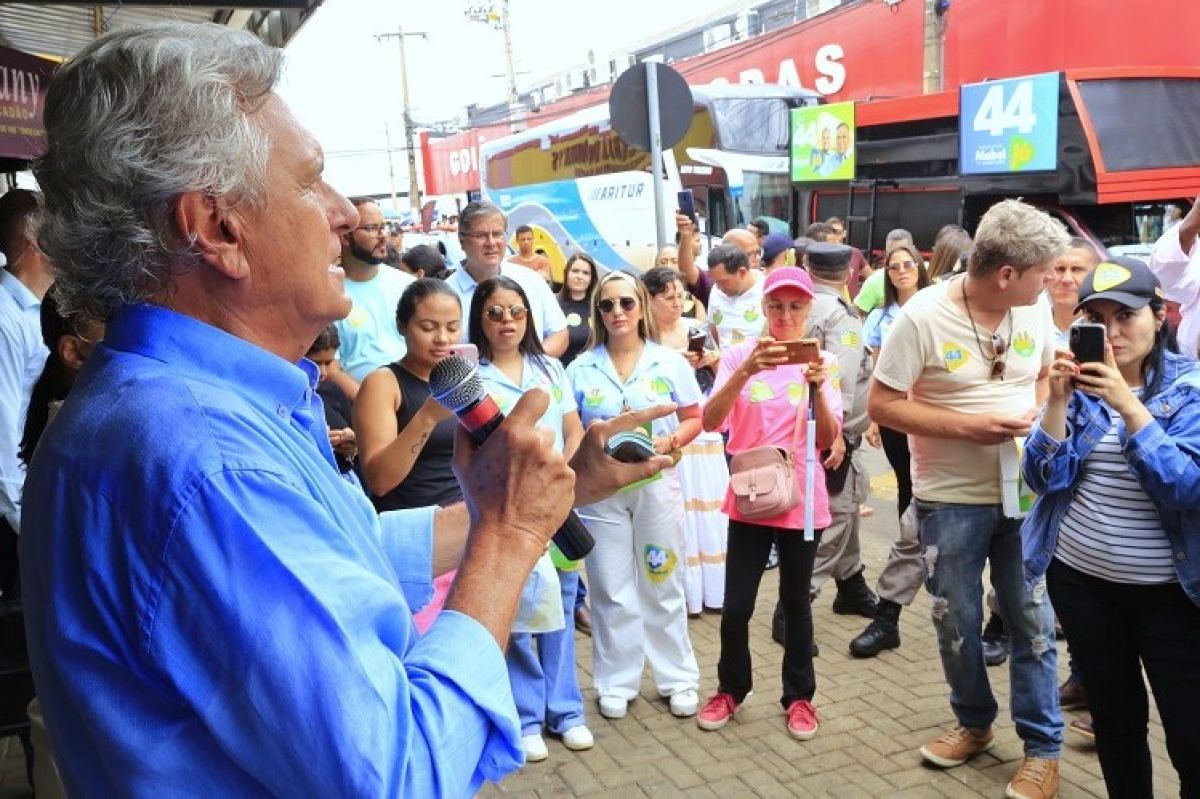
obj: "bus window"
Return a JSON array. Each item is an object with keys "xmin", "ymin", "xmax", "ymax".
[
  {"xmin": 711, "ymin": 98, "xmax": 794, "ymax": 154},
  {"xmin": 708, "ymin": 186, "xmax": 730, "ymax": 237}
]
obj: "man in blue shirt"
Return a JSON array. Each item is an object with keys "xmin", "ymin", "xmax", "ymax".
[{"xmin": 21, "ymin": 22, "xmax": 670, "ymax": 798}]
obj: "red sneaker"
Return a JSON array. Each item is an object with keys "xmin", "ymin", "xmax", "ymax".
[
  {"xmin": 696, "ymin": 692, "xmax": 741, "ymax": 731},
  {"xmin": 786, "ymin": 699, "xmax": 820, "ymax": 740}
]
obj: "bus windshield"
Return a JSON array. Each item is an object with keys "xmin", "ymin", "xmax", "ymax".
[{"xmin": 711, "ymin": 97, "xmax": 793, "ymax": 154}]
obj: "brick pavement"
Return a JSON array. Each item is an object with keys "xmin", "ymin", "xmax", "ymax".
[{"xmin": 0, "ymin": 452, "xmax": 1180, "ymax": 798}]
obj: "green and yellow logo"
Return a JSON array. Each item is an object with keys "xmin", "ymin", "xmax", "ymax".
[
  {"xmin": 748, "ymin": 380, "xmax": 776, "ymax": 403},
  {"xmin": 942, "ymin": 342, "xmax": 970, "ymax": 372},
  {"xmin": 1012, "ymin": 330, "xmax": 1036, "ymax": 358}
]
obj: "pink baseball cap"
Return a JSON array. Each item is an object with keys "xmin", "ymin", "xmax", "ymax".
[{"xmin": 762, "ymin": 266, "xmax": 814, "ymax": 298}]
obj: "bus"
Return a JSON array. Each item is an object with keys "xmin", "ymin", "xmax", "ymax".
[
  {"xmin": 793, "ymin": 68, "xmax": 1200, "ymax": 259},
  {"xmin": 480, "ymin": 83, "xmax": 818, "ymax": 278}
]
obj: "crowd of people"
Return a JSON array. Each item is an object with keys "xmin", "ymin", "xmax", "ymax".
[{"xmin": 1, "ymin": 20, "xmax": 1198, "ymax": 799}]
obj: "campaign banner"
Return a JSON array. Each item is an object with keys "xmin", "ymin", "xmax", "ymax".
[
  {"xmin": 790, "ymin": 101, "xmax": 855, "ymax": 182},
  {"xmin": 960, "ymin": 72, "xmax": 1059, "ymax": 175},
  {"xmin": 0, "ymin": 45, "xmax": 55, "ymax": 162}
]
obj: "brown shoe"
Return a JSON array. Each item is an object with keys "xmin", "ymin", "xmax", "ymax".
[
  {"xmin": 919, "ymin": 726, "xmax": 994, "ymax": 768},
  {"xmin": 574, "ymin": 606, "xmax": 592, "ymax": 636},
  {"xmin": 1058, "ymin": 676, "xmax": 1088, "ymax": 711},
  {"xmin": 1005, "ymin": 756, "xmax": 1059, "ymax": 799}
]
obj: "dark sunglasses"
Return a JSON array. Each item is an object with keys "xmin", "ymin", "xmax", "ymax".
[
  {"xmin": 598, "ymin": 296, "xmax": 638, "ymax": 314},
  {"xmin": 485, "ymin": 304, "xmax": 528, "ymax": 322}
]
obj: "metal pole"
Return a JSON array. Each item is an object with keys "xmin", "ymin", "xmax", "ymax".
[
  {"xmin": 384, "ymin": 122, "xmax": 398, "ymax": 213},
  {"xmin": 646, "ymin": 62, "xmax": 667, "ymax": 254},
  {"xmin": 396, "ymin": 28, "xmax": 422, "ymax": 223},
  {"xmin": 500, "ymin": 0, "xmax": 518, "ymax": 109}
]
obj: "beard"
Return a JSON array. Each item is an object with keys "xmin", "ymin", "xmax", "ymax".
[{"xmin": 348, "ymin": 235, "xmax": 384, "ymax": 266}]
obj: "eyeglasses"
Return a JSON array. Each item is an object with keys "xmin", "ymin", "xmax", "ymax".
[
  {"xmin": 598, "ymin": 296, "xmax": 638, "ymax": 314},
  {"xmin": 485, "ymin": 304, "xmax": 528, "ymax": 322},
  {"xmin": 356, "ymin": 224, "xmax": 388, "ymax": 236},
  {"xmin": 463, "ymin": 230, "xmax": 507, "ymax": 242},
  {"xmin": 887, "ymin": 260, "xmax": 917, "ymax": 271},
  {"xmin": 989, "ymin": 333, "xmax": 1008, "ymax": 380}
]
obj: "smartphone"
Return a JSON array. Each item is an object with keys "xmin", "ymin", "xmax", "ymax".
[
  {"xmin": 605, "ymin": 431, "xmax": 656, "ymax": 463},
  {"xmin": 779, "ymin": 338, "xmax": 820, "ymax": 365},
  {"xmin": 687, "ymin": 327, "xmax": 707, "ymax": 354},
  {"xmin": 448, "ymin": 343, "xmax": 478, "ymax": 365},
  {"xmin": 1069, "ymin": 323, "xmax": 1106, "ymax": 364},
  {"xmin": 677, "ymin": 189, "xmax": 697, "ymax": 223}
]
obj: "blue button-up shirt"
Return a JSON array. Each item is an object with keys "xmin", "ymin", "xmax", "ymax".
[
  {"xmin": 0, "ymin": 268, "xmax": 47, "ymax": 530},
  {"xmin": 566, "ymin": 340, "xmax": 702, "ymax": 437},
  {"xmin": 20, "ymin": 303, "xmax": 521, "ymax": 798}
]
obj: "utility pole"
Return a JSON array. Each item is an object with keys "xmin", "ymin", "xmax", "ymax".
[
  {"xmin": 383, "ymin": 122, "xmax": 398, "ymax": 213},
  {"xmin": 499, "ymin": 0, "xmax": 518, "ymax": 109},
  {"xmin": 466, "ymin": 1, "xmax": 522, "ymax": 129},
  {"xmin": 376, "ymin": 28, "xmax": 427, "ymax": 224}
]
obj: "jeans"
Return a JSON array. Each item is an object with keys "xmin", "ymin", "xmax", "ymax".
[
  {"xmin": 1048, "ymin": 559, "xmax": 1200, "ymax": 798},
  {"xmin": 718, "ymin": 520, "xmax": 820, "ymax": 708},
  {"xmin": 507, "ymin": 569, "xmax": 586, "ymax": 736},
  {"xmin": 916, "ymin": 500, "xmax": 1062, "ymax": 757}
]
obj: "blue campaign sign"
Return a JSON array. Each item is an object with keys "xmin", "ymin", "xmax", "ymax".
[{"xmin": 960, "ymin": 72, "xmax": 1060, "ymax": 175}]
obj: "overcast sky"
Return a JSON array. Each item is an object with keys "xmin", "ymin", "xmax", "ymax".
[{"xmin": 277, "ymin": 0, "xmax": 738, "ymax": 203}]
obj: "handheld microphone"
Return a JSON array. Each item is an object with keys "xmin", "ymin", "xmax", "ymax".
[{"xmin": 429, "ymin": 354, "xmax": 595, "ymax": 561}]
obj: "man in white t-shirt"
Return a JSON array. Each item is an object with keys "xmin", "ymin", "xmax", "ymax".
[
  {"xmin": 334, "ymin": 198, "xmax": 415, "ymax": 390},
  {"xmin": 869, "ymin": 200, "xmax": 1067, "ymax": 799},
  {"xmin": 1148, "ymin": 194, "xmax": 1200, "ymax": 359},
  {"xmin": 705, "ymin": 243, "xmax": 765, "ymax": 347}
]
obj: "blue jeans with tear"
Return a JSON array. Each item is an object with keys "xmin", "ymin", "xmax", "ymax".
[{"xmin": 916, "ymin": 500, "xmax": 1062, "ymax": 758}]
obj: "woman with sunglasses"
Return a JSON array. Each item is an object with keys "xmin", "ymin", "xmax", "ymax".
[
  {"xmin": 556, "ymin": 252, "xmax": 598, "ymax": 368},
  {"xmin": 354, "ymin": 278, "xmax": 462, "ymax": 512},
  {"xmin": 643, "ymin": 266, "xmax": 728, "ymax": 617},
  {"xmin": 566, "ymin": 271, "xmax": 704, "ymax": 721},
  {"xmin": 695, "ymin": 266, "xmax": 841, "ymax": 740},
  {"xmin": 1023, "ymin": 257, "xmax": 1200, "ymax": 797},
  {"xmin": 467, "ymin": 276, "xmax": 593, "ymax": 762}
]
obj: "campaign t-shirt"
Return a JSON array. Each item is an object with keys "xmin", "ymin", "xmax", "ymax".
[
  {"xmin": 566, "ymin": 340, "xmax": 701, "ymax": 438},
  {"xmin": 557, "ymin": 296, "xmax": 591, "ymax": 367},
  {"xmin": 712, "ymin": 341, "xmax": 843, "ymax": 530},
  {"xmin": 853, "ymin": 269, "xmax": 886, "ymax": 315},
  {"xmin": 336, "ymin": 267, "xmax": 416, "ymax": 381},
  {"xmin": 707, "ymin": 271, "xmax": 766, "ymax": 347},
  {"xmin": 873, "ymin": 277, "xmax": 1055, "ymax": 504},
  {"xmin": 477, "ymin": 355, "xmax": 576, "ymax": 453}
]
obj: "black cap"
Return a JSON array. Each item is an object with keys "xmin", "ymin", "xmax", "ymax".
[
  {"xmin": 805, "ymin": 242, "xmax": 853, "ymax": 273},
  {"xmin": 1076, "ymin": 256, "xmax": 1163, "ymax": 312}
]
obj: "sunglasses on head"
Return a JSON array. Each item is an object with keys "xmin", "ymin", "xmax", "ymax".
[
  {"xmin": 485, "ymin": 303, "xmax": 528, "ymax": 322},
  {"xmin": 598, "ymin": 296, "xmax": 638, "ymax": 314}
]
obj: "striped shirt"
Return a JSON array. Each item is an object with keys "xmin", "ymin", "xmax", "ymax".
[{"xmin": 1055, "ymin": 398, "xmax": 1177, "ymax": 584}]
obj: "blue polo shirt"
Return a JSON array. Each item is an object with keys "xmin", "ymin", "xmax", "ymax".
[
  {"xmin": 477, "ymin": 354, "xmax": 575, "ymax": 454},
  {"xmin": 20, "ymin": 303, "xmax": 520, "ymax": 798},
  {"xmin": 565, "ymin": 340, "xmax": 702, "ymax": 437}
]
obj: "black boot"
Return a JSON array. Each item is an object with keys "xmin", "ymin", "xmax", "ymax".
[
  {"xmin": 849, "ymin": 598, "xmax": 902, "ymax": 658},
  {"xmin": 831, "ymin": 570, "xmax": 879, "ymax": 618},
  {"xmin": 981, "ymin": 611, "xmax": 1009, "ymax": 667}
]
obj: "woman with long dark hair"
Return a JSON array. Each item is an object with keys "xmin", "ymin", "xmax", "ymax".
[
  {"xmin": 468, "ymin": 276, "xmax": 591, "ymax": 762},
  {"xmin": 1023, "ymin": 256, "xmax": 1200, "ymax": 797},
  {"xmin": 555, "ymin": 252, "xmax": 599, "ymax": 367}
]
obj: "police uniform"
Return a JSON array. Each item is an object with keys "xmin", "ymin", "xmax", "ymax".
[{"xmin": 565, "ymin": 341, "xmax": 702, "ymax": 704}]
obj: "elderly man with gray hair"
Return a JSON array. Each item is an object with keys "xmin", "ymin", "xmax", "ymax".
[
  {"xmin": 20, "ymin": 23, "xmax": 669, "ymax": 798},
  {"xmin": 869, "ymin": 200, "xmax": 1068, "ymax": 799}
]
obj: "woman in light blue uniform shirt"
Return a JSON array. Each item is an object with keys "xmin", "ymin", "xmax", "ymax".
[
  {"xmin": 468, "ymin": 276, "xmax": 591, "ymax": 763},
  {"xmin": 566, "ymin": 271, "xmax": 703, "ymax": 722}
]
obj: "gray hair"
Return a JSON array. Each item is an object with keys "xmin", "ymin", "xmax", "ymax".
[
  {"xmin": 458, "ymin": 201, "xmax": 506, "ymax": 238},
  {"xmin": 969, "ymin": 199, "xmax": 1070, "ymax": 276},
  {"xmin": 33, "ymin": 22, "xmax": 283, "ymax": 319}
]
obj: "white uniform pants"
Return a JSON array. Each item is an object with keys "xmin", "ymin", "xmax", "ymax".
[{"xmin": 580, "ymin": 468, "xmax": 699, "ymax": 700}]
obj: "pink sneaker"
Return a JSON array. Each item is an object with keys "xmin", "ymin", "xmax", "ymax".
[
  {"xmin": 786, "ymin": 699, "xmax": 819, "ymax": 740},
  {"xmin": 696, "ymin": 692, "xmax": 741, "ymax": 731}
]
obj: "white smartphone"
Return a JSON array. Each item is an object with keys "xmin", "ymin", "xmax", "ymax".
[{"xmin": 448, "ymin": 343, "xmax": 478, "ymax": 365}]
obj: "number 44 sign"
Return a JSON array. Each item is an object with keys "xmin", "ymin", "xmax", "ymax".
[{"xmin": 960, "ymin": 72, "xmax": 1060, "ymax": 175}]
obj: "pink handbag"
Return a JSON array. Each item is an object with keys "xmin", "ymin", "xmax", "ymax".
[{"xmin": 727, "ymin": 402, "xmax": 804, "ymax": 520}]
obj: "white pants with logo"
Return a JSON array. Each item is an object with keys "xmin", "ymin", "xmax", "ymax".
[{"xmin": 580, "ymin": 468, "xmax": 699, "ymax": 700}]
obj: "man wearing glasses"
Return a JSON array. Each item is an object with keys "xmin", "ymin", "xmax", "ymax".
[
  {"xmin": 868, "ymin": 200, "xmax": 1067, "ymax": 799},
  {"xmin": 333, "ymin": 197, "xmax": 415, "ymax": 391}
]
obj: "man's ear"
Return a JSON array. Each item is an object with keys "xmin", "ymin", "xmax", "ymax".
[
  {"xmin": 58, "ymin": 334, "xmax": 87, "ymax": 371},
  {"xmin": 174, "ymin": 190, "xmax": 249, "ymax": 280}
]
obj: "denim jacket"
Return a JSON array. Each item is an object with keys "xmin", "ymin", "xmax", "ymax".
[{"xmin": 1021, "ymin": 350, "xmax": 1200, "ymax": 607}]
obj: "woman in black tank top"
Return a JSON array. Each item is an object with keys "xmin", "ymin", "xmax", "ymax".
[{"xmin": 354, "ymin": 278, "xmax": 463, "ymax": 511}]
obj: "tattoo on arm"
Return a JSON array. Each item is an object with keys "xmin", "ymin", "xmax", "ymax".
[{"xmin": 411, "ymin": 432, "xmax": 430, "ymax": 454}]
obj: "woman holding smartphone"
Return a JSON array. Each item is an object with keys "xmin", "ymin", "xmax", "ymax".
[
  {"xmin": 643, "ymin": 266, "xmax": 728, "ymax": 616},
  {"xmin": 1023, "ymin": 256, "xmax": 1200, "ymax": 797},
  {"xmin": 467, "ymin": 276, "xmax": 592, "ymax": 761},
  {"xmin": 696, "ymin": 267, "xmax": 842, "ymax": 740},
  {"xmin": 566, "ymin": 271, "xmax": 703, "ymax": 721},
  {"xmin": 354, "ymin": 278, "xmax": 462, "ymax": 511}
]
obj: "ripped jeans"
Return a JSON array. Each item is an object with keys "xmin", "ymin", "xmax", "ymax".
[{"xmin": 916, "ymin": 500, "xmax": 1062, "ymax": 758}]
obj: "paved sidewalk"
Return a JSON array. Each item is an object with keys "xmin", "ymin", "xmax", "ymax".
[{"xmin": 1, "ymin": 453, "xmax": 1179, "ymax": 798}]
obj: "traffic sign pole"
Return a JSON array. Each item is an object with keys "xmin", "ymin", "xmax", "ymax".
[{"xmin": 646, "ymin": 61, "xmax": 667, "ymax": 254}]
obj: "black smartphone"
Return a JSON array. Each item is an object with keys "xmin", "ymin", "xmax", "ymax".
[
  {"xmin": 677, "ymin": 189, "xmax": 696, "ymax": 223},
  {"xmin": 605, "ymin": 432, "xmax": 656, "ymax": 463},
  {"xmin": 1069, "ymin": 323, "xmax": 1106, "ymax": 364},
  {"xmin": 688, "ymin": 327, "xmax": 707, "ymax": 354}
]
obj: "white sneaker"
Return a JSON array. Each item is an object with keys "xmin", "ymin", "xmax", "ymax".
[
  {"xmin": 522, "ymin": 733, "xmax": 548, "ymax": 763},
  {"xmin": 669, "ymin": 689, "xmax": 699, "ymax": 718},
  {"xmin": 561, "ymin": 725, "xmax": 594, "ymax": 751},
  {"xmin": 598, "ymin": 695, "xmax": 627, "ymax": 719}
]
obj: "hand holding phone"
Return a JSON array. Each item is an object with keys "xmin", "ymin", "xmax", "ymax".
[
  {"xmin": 687, "ymin": 327, "xmax": 707, "ymax": 354},
  {"xmin": 677, "ymin": 189, "xmax": 697, "ymax": 223},
  {"xmin": 779, "ymin": 338, "xmax": 820, "ymax": 365},
  {"xmin": 604, "ymin": 430, "xmax": 657, "ymax": 464}
]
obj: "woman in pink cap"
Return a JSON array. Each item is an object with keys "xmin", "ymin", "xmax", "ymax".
[{"xmin": 695, "ymin": 266, "xmax": 843, "ymax": 740}]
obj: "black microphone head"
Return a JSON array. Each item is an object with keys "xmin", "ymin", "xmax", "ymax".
[{"xmin": 429, "ymin": 354, "xmax": 485, "ymax": 414}]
